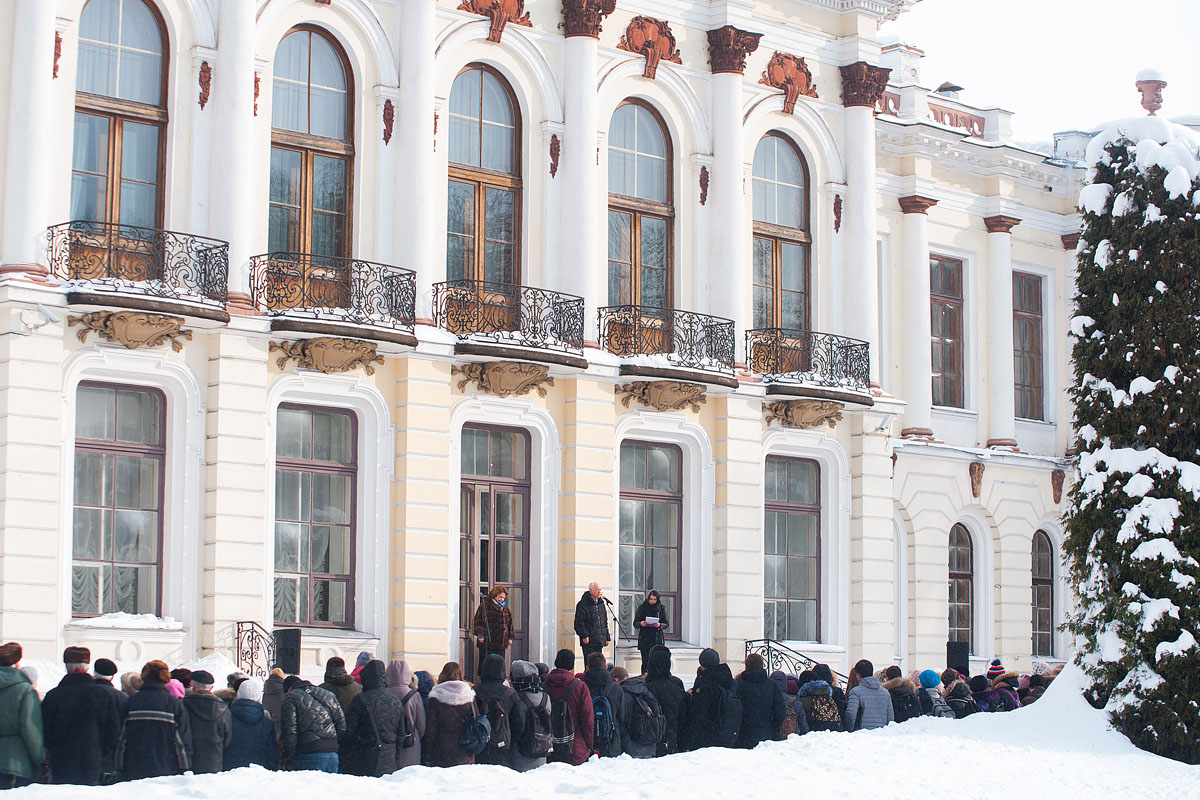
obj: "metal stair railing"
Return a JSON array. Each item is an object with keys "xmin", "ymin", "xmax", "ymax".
[{"xmin": 744, "ymin": 638, "xmax": 849, "ymax": 684}]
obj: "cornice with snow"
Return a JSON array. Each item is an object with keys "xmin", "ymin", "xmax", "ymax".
[{"xmin": 790, "ymin": 0, "xmax": 921, "ymax": 22}]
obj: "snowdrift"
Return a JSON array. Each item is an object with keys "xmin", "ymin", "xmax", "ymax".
[{"xmin": 13, "ymin": 665, "xmax": 1199, "ymax": 799}]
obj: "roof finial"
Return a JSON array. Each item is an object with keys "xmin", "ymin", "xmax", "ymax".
[{"xmin": 1135, "ymin": 69, "xmax": 1166, "ymax": 116}]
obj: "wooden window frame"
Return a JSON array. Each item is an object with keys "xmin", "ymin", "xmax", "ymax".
[
  {"xmin": 72, "ymin": 380, "xmax": 166, "ymax": 618},
  {"xmin": 1032, "ymin": 530, "xmax": 1054, "ymax": 657},
  {"xmin": 931, "ymin": 255, "xmax": 966, "ymax": 409},
  {"xmin": 273, "ymin": 403, "xmax": 358, "ymax": 630},
  {"xmin": 617, "ymin": 440, "xmax": 683, "ymax": 640},
  {"xmin": 269, "ymin": 26, "xmax": 355, "ymax": 258},
  {"xmin": 752, "ymin": 132, "xmax": 811, "ymax": 331},
  {"xmin": 1013, "ymin": 271, "xmax": 1045, "ymax": 421},
  {"xmin": 763, "ymin": 455, "xmax": 821, "ymax": 642},
  {"xmin": 446, "ymin": 64, "xmax": 523, "ymax": 285},
  {"xmin": 948, "ymin": 523, "xmax": 974, "ymax": 650},
  {"xmin": 607, "ymin": 99, "xmax": 674, "ymax": 309}
]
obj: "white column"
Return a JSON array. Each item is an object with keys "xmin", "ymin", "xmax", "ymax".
[
  {"xmin": 898, "ymin": 196, "xmax": 936, "ymax": 438},
  {"xmin": 208, "ymin": 0, "xmax": 257, "ymax": 304},
  {"xmin": 397, "ymin": 0, "xmax": 437, "ymax": 321},
  {"xmin": 843, "ymin": 104, "xmax": 882, "ymax": 385},
  {"xmin": 709, "ymin": 72, "xmax": 746, "ymax": 330},
  {"xmin": 1, "ymin": 1, "xmax": 56, "ymax": 274},
  {"xmin": 985, "ymin": 215, "xmax": 1020, "ymax": 448},
  {"xmin": 560, "ymin": 35, "xmax": 601, "ymax": 340}
]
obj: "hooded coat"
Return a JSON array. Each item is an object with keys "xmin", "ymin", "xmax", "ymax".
[
  {"xmin": 384, "ymin": 660, "xmax": 424, "ymax": 770},
  {"xmin": 261, "ymin": 673, "xmax": 286, "ymax": 738},
  {"xmin": 414, "ymin": 671, "xmax": 433, "ymax": 716},
  {"xmin": 544, "ymin": 668, "xmax": 593, "ymax": 766},
  {"xmin": 844, "ymin": 675, "xmax": 893, "ymax": 731},
  {"xmin": 945, "ymin": 680, "xmax": 979, "ymax": 718},
  {"xmin": 507, "ymin": 661, "xmax": 548, "ymax": 773},
  {"xmin": 41, "ymin": 671, "xmax": 121, "ymax": 785},
  {"xmin": 320, "ymin": 662, "xmax": 363, "ymax": 716},
  {"xmin": 424, "ymin": 680, "xmax": 477, "ymax": 767},
  {"xmin": 882, "ymin": 677, "xmax": 924, "ymax": 723},
  {"xmin": 183, "ymin": 689, "xmax": 232, "ymax": 774},
  {"xmin": 120, "ymin": 677, "xmax": 194, "ymax": 780},
  {"xmin": 473, "ymin": 654, "xmax": 519, "ymax": 767},
  {"xmin": 573, "ymin": 592, "xmax": 610, "ymax": 647},
  {"xmin": 343, "ymin": 661, "xmax": 412, "ymax": 776},
  {"xmin": 0, "ymin": 667, "xmax": 43, "ymax": 781},
  {"xmin": 632, "ymin": 597, "xmax": 667, "ymax": 654},
  {"xmin": 644, "ymin": 650, "xmax": 688, "ymax": 755},
  {"xmin": 223, "ymin": 698, "xmax": 278, "ymax": 771},
  {"xmin": 583, "ymin": 667, "xmax": 627, "ymax": 757},
  {"xmin": 616, "ymin": 676, "xmax": 660, "ymax": 758},
  {"xmin": 684, "ymin": 662, "xmax": 736, "ymax": 750},
  {"xmin": 280, "ymin": 683, "xmax": 346, "ymax": 761},
  {"xmin": 734, "ymin": 667, "xmax": 785, "ymax": 749},
  {"xmin": 796, "ymin": 680, "xmax": 841, "ymax": 732}
]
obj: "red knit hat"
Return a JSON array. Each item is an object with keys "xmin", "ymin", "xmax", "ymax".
[{"xmin": 986, "ymin": 658, "xmax": 1006, "ymax": 681}]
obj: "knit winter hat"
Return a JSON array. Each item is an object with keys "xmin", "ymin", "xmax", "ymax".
[
  {"xmin": 63, "ymin": 646, "xmax": 91, "ymax": 664},
  {"xmin": 94, "ymin": 658, "xmax": 118, "ymax": 677},
  {"xmin": 237, "ymin": 677, "xmax": 263, "ymax": 702},
  {"xmin": 919, "ymin": 669, "xmax": 942, "ymax": 689},
  {"xmin": 0, "ymin": 642, "xmax": 21, "ymax": 667},
  {"xmin": 1031, "ymin": 660, "xmax": 1052, "ymax": 676},
  {"xmin": 698, "ymin": 648, "xmax": 721, "ymax": 668},
  {"xmin": 986, "ymin": 658, "xmax": 1005, "ymax": 681},
  {"xmin": 355, "ymin": 651, "xmax": 373, "ymax": 668},
  {"xmin": 554, "ymin": 648, "xmax": 575, "ymax": 670},
  {"xmin": 166, "ymin": 678, "xmax": 186, "ymax": 698},
  {"xmin": 969, "ymin": 675, "xmax": 989, "ymax": 693}
]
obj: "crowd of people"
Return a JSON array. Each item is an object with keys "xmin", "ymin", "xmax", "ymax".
[{"xmin": 0, "ymin": 631, "xmax": 1063, "ymax": 788}]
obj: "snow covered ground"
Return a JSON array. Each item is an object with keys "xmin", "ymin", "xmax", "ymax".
[{"xmin": 12, "ymin": 665, "xmax": 1199, "ymax": 799}]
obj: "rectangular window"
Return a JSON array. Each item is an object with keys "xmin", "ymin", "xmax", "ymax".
[
  {"xmin": 930, "ymin": 255, "xmax": 965, "ymax": 409},
  {"xmin": 764, "ymin": 456, "xmax": 820, "ymax": 641},
  {"xmin": 1013, "ymin": 272, "xmax": 1045, "ymax": 421},
  {"xmin": 72, "ymin": 382, "xmax": 165, "ymax": 617},
  {"xmin": 618, "ymin": 441, "xmax": 682, "ymax": 639},
  {"xmin": 274, "ymin": 405, "xmax": 356, "ymax": 628}
]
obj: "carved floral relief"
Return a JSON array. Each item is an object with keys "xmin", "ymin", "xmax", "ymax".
[
  {"xmin": 759, "ymin": 52, "xmax": 818, "ymax": 114},
  {"xmin": 969, "ymin": 462, "xmax": 985, "ymax": 499},
  {"xmin": 560, "ymin": 0, "xmax": 616, "ymax": 38},
  {"xmin": 198, "ymin": 61, "xmax": 212, "ymax": 110},
  {"xmin": 458, "ymin": 0, "xmax": 532, "ymax": 44},
  {"xmin": 270, "ymin": 337, "xmax": 384, "ymax": 375},
  {"xmin": 706, "ymin": 25, "xmax": 762, "ymax": 75},
  {"xmin": 617, "ymin": 16, "xmax": 682, "ymax": 80},
  {"xmin": 764, "ymin": 399, "xmax": 843, "ymax": 430},
  {"xmin": 840, "ymin": 61, "xmax": 891, "ymax": 108},
  {"xmin": 616, "ymin": 381, "xmax": 706, "ymax": 413},
  {"xmin": 70, "ymin": 311, "xmax": 192, "ymax": 352},
  {"xmin": 453, "ymin": 361, "xmax": 555, "ymax": 398}
]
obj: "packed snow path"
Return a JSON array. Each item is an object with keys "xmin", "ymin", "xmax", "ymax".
[{"xmin": 13, "ymin": 666, "xmax": 1199, "ymax": 799}]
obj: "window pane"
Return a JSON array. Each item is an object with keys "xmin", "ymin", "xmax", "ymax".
[
  {"xmin": 73, "ymin": 566, "xmax": 101, "ymax": 615},
  {"xmin": 484, "ymin": 188, "xmax": 515, "ymax": 284},
  {"xmin": 276, "ymin": 407, "xmax": 312, "ymax": 460},
  {"xmin": 275, "ymin": 522, "xmax": 301, "ymax": 572},
  {"xmin": 637, "ymin": 154, "xmax": 666, "ymax": 204},
  {"xmin": 311, "ymin": 473, "xmax": 350, "ymax": 525},
  {"xmin": 446, "ymin": 180, "xmax": 476, "ymax": 282},
  {"xmin": 481, "ymin": 122, "xmax": 515, "ymax": 174},
  {"xmin": 73, "ymin": 507, "xmax": 106, "ymax": 560},
  {"xmin": 787, "ymin": 460, "xmax": 818, "ymax": 504},
  {"xmin": 118, "ymin": 48, "xmax": 162, "ymax": 106},
  {"xmin": 77, "ymin": 385, "xmax": 116, "ymax": 440},
  {"xmin": 312, "ymin": 410, "xmax": 351, "ymax": 463},
  {"xmin": 620, "ymin": 443, "xmax": 642, "ymax": 489},
  {"xmin": 607, "ymin": 210, "xmax": 632, "ymax": 306},
  {"xmin": 312, "ymin": 157, "xmax": 347, "ymax": 215},
  {"xmin": 120, "ymin": 0, "xmax": 162, "ymax": 52},
  {"xmin": 74, "ymin": 452, "xmax": 112, "ymax": 507},
  {"xmin": 114, "ymin": 456, "xmax": 158, "ymax": 509},
  {"xmin": 310, "ymin": 85, "xmax": 347, "ymax": 141}
]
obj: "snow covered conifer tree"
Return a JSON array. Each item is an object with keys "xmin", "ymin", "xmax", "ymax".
[{"xmin": 1065, "ymin": 118, "xmax": 1200, "ymax": 764}]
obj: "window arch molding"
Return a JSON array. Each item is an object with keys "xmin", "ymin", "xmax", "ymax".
[
  {"xmin": 948, "ymin": 508, "xmax": 996, "ymax": 660},
  {"xmin": 751, "ymin": 131, "xmax": 812, "ymax": 331},
  {"xmin": 256, "ymin": 0, "xmax": 396, "ymax": 85},
  {"xmin": 595, "ymin": 64, "xmax": 710, "ymax": 155},
  {"xmin": 432, "ymin": 26, "xmax": 564, "ymax": 124},
  {"xmin": 742, "ymin": 97, "xmax": 842, "ymax": 187},
  {"xmin": 264, "ymin": 372, "xmax": 392, "ymax": 641}
]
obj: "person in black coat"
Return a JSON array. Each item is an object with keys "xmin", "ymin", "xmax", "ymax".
[
  {"xmin": 684, "ymin": 649, "xmax": 737, "ymax": 750},
  {"xmin": 643, "ymin": 647, "xmax": 688, "ymax": 755},
  {"xmin": 119, "ymin": 660, "xmax": 193, "ymax": 780},
  {"xmin": 183, "ymin": 670, "xmax": 232, "ymax": 774},
  {"xmin": 734, "ymin": 654, "xmax": 785, "ymax": 749},
  {"xmin": 471, "ymin": 654, "xmax": 519, "ymax": 768},
  {"xmin": 342, "ymin": 661, "xmax": 411, "ymax": 777},
  {"xmin": 582, "ymin": 652, "xmax": 627, "ymax": 758},
  {"xmin": 223, "ymin": 678, "xmax": 278, "ymax": 771},
  {"xmin": 41, "ymin": 647, "xmax": 121, "ymax": 785},
  {"xmin": 632, "ymin": 591, "xmax": 668, "ymax": 668},
  {"xmin": 573, "ymin": 583, "xmax": 611, "ymax": 661},
  {"xmin": 93, "ymin": 659, "xmax": 129, "ymax": 717},
  {"xmin": 813, "ymin": 663, "xmax": 847, "ymax": 718}
]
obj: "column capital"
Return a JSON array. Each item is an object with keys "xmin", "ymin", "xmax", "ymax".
[
  {"xmin": 1061, "ymin": 232, "xmax": 1080, "ymax": 250},
  {"xmin": 840, "ymin": 61, "xmax": 891, "ymax": 108},
  {"xmin": 560, "ymin": 0, "xmax": 616, "ymax": 38},
  {"xmin": 706, "ymin": 25, "xmax": 762, "ymax": 75},
  {"xmin": 984, "ymin": 215, "xmax": 1021, "ymax": 234},
  {"xmin": 898, "ymin": 195, "xmax": 938, "ymax": 214}
]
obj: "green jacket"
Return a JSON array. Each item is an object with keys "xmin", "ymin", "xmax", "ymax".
[{"xmin": 0, "ymin": 667, "xmax": 43, "ymax": 779}]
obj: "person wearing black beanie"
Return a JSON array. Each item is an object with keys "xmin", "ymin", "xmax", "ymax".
[
  {"xmin": 554, "ymin": 648, "xmax": 575, "ymax": 672},
  {"xmin": 644, "ymin": 648, "xmax": 688, "ymax": 755}
]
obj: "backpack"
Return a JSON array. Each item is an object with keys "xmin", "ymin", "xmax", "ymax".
[
  {"xmin": 458, "ymin": 700, "xmax": 492, "ymax": 755},
  {"xmin": 398, "ymin": 690, "xmax": 417, "ymax": 748},
  {"xmin": 592, "ymin": 694, "xmax": 615, "ymax": 748},
  {"xmin": 893, "ymin": 690, "xmax": 923, "ymax": 723},
  {"xmin": 779, "ymin": 700, "xmax": 799, "ymax": 738},
  {"xmin": 481, "ymin": 689, "xmax": 514, "ymax": 755},
  {"xmin": 627, "ymin": 691, "xmax": 666, "ymax": 746},
  {"xmin": 550, "ymin": 678, "xmax": 579, "ymax": 758},
  {"xmin": 712, "ymin": 685, "xmax": 741, "ymax": 747},
  {"xmin": 924, "ymin": 689, "xmax": 955, "ymax": 719},
  {"xmin": 807, "ymin": 695, "xmax": 842, "ymax": 729},
  {"xmin": 515, "ymin": 692, "xmax": 553, "ymax": 758}
]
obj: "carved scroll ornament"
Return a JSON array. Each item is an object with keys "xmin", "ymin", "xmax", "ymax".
[
  {"xmin": 969, "ymin": 462, "xmax": 985, "ymax": 499},
  {"xmin": 453, "ymin": 361, "xmax": 554, "ymax": 398},
  {"xmin": 70, "ymin": 311, "xmax": 192, "ymax": 352},
  {"xmin": 382, "ymin": 99, "xmax": 395, "ymax": 144},
  {"xmin": 764, "ymin": 399, "xmax": 843, "ymax": 430},
  {"xmin": 1051, "ymin": 469, "xmax": 1066, "ymax": 505},
  {"xmin": 198, "ymin": 61, "xmax": 212, "ymax": 110},
  {"xmin": 707, "ymin": 25, "xmax": 762, "ymax": 75},
  {"xmin": 699, "ymin": 166, "xmax": 709, "ymax": 206},
  {"xmin": 840, "ymin": 61, "xmax": 891, "ymax": 109},
  {"xmin": 760, "ymin": 52, "xmax": 818, "ymax": 114},
  {"xmin": 617, "ymin": 381, "xmax": 706, "ymax": 413},
  {"xmin": 833, "ymin": 194, "xmax": 843, "ymax": 233},
  {"xmin": 617, "ymin": 16, "xmax": 682, "ymax": 80},
  {"xmin": 54, "ymin": 32, "xmax": 62, "ymax": 78},
  {"xmin": 270, "ymin": 337, "xmax": 384, "ymax": 375},
  {"xmin": 560, "ymin": 0, "xmax": 616, "ymax": 38},
  {"xmin": 549, "ymin": 134, "xmax": 561, "ymax": 177},
  {"xmin": 459, "ymin": 0, "xmax": 532, "ymax": 44}
]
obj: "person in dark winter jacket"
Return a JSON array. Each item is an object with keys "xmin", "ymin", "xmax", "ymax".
[
  {"xmin": 424, "ymin": 668, "xmax": 476, "ymax": 768},
  {"xmin": 413, "ymin": 670, "xmax": 434, "ymax": 716},
  {"xmin": 844, "ymin": 659, "xmax": 893, "ymax": 732},
  {"xmin": 583, "ymin": 652, "xmax": 627, "ymax": 757},
  {"xmin": 644, "ymin": 647, "xmax": 688, "ymax": 755},
  {"xmin": 573, "ymin": 583, "xmax": 611, "ymax": 660},
  {"xmin": 991, "ymin": 670, "xmax": 1022, "ymax": 712},
  {"xmin": 41, "ymin": 647, "xmax": 121, "ymax": 786},
  {"xmin": 508, "ymin": 660, "xmax": 549, "ymax": 773},
  {"xmin": 319, "ymin": 657, "xmax": 362, "ymax": 717},
  {"xmin": 633, "ymin": 590, "xmax": 668, "ymax": 667},
  {"xmin": 685, "ymin": 648, "xmax": 738, "ymax": 750},
  {"xmin": 120, "ymin": 660, "xmax": 193, "ymax": 780},
  {"xmin": 343, "ymin": 660, "xmax": 411, "ymax": 776},
  {"xmin": 1022, "ymin": 674, "xmax": 1047, "ymax": 705},
  {"xmin": 472, "ymin": 586, "xmax": 515, "ymax": 678},
  {"xmin": 384, "ymin": 660, "xmax": 424, "ymax": 770},
  {"xmin": 969, "ymin": 675, "xmax": 1004, "ymax": 713},
  {"xmin": 796, "ymin": 676, "xmax": 841, "ymax": 732},
  {"xmin": 916, "ymin": 670, "xmax": 955, "ymax": 718},
  {"xmin": 941, "ymin": 670, "xmax": 977, "ymax": 718},
  {"xmin": 881, "ymin": 666, "xmax": 924, "ymax": 723},
  {"xmin": 280, "ymin": 677, "xmax": 346, "ymax": 773},
  {"xmin": 771, "ymin": 670, "xmax": 808, "ymax": 738},
  {"xmin": 611, "ymin": 667, "xmax": 660, "ymax": 758},
  {"xmin": 734, "ymin": 654, "xmax": 785, "ymax": 748},
  {"xmin": 93, "ymin": 659, "xmax": 129, "ymax": 716},
  {"xmin": 472, "ymin": 654, "xmax": 519, "ymax": 768},
  {"xmin": 0, "ymin": 642, "xmax": 41, "ymax": 790},
  {"xmin": 545, "ymin": 649, "xmax": 594, "ymax": 766},
  {"xmin": 223, "ymin": 678, "xmax": 278, "ymax": 771},
  {"xmin": 813, "ymin": 663, "xmax": 847, "ymax": 719},
  {"xmin": 183, "ymin": 670, "xmax": 232, "ymax": 774},
  {"xmin": 261, "ymin": 669, "xmax": 286, "ymax": 740}
]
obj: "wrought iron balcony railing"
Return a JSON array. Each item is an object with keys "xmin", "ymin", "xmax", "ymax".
[
  {"xmin": 746, "ymin": 328, "xmax": 870, "ymax": 391},
  {"xmin": 598, "ymin": 305, "xmax": 736, "ymax": 373},
  {"xmin": 433, "ymin": 279, "xmax": 584, "ymax": 354},
  {"xmin": 48, "ymin": 220, "xmax": 229, "ymax": 307},
  {"xmin": 249, "ymin": 252, "xmax": 416, "ymax": 333},
  {"xmin": 745, "ymin": 639, "xmax": 849, "ymax": 684}
]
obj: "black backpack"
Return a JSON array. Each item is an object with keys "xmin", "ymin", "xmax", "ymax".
[
  {"xmin": 515, "ymin": 692, "xmax": 553, "ymax": 758},
  {"xmin": 481, "ymin": 689, "xmax": 514, "ymax": 755},
  {"xmin": 627, "ymin": 691, "xmax": 666, "ymax": 746},
  {"xmin": 893, "ymin": 690, "xmax": 923, "ymax": 723},
  {"xmin": 398, "ymin": 690, "xmax": 417, "ymax": 748},
  {"xmin": 592, "ymin": 694, "xmax": 615, "ymax": 748},
  {"xmin": 458, "ymin": 700, "xmax": 492, "ymax": 755},
  {"xmin": 550, "ymin": 678, "xmax": 579, "ymax": 758},
  {"xmin": 712, "ymin": 685, "xmax": 742, "ymax": 747}
]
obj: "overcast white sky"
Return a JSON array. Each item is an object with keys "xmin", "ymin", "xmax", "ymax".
[{"xmin": 880, "ymin": 0, "xmax": 1200, "ymax": 144}]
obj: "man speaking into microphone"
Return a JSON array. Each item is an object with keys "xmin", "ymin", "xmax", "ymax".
[{"xmin": 573, "ymin": 582, "xmax": 612, "ymax": 660}]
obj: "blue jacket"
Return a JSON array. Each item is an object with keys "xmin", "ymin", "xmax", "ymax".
[{"xmin": 223, "ymin": 699, "xmax": 278, "ymax": 771}]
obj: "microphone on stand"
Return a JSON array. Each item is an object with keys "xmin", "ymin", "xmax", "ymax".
[{"xmin": 602, "ymin": 595, "xmax": 614, "ymax": 606}]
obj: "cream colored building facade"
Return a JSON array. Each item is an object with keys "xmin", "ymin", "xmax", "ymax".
[{"xmin": 0, "ymin": 0, "xmax": 1080, "ymax": 680}]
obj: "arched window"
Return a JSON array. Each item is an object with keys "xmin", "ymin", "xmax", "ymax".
[
  {"xmin": 751, "ymin": 134, "xmax": 809, "ymax": 331},
  {"xmin": 764, "ymin": 456, "xmax": 820, "ymax": 641},
  {"xmin": 608, "ymin": 101, "xmax": 672, "ymax": 309},
  {"xmin": 71, "ymin": 0, "xmax": 167, "ymax": 230},
  {"xmin": 446, "ymin": 66, "xmax": 521, "ymax": 285},
  {"xmin": 948, "ymin": 523, "xmax": 974, "ymax": 649},
  {"xmin": 618, "ymin": 441, "xmax": 682, "ymax": 638},
  {"xmin": 1032, "ymin": 530, "xmax": 1054, "ymax": 656},
  {"xmin": 269, "ymin": 28, "xmax": 353, "ymax": 258}
]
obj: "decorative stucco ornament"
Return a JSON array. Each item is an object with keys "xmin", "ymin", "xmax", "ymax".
[
  {"xmin": 270, "ymin": 337, "xmax": 384, "ymax": 375},
  {"xmin": 69, "ymin": 311, "xmax": 192, "ymax": 352},
  {"xmin": 453, "ymin": 361, "xmax": 555, "ymax": 397},
  {"xmin": 617, "ymin": 381, "xmax": 706, "ymax": 413},
  {"xmin": 764, "ymin": 399, "xmax": 843, "ymax": 429}
]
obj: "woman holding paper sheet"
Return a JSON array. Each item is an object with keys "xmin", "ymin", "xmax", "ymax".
[{"xmin": 633, "ymin": 590, "xmax": 668, "ymax": 670}]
